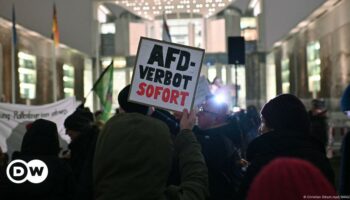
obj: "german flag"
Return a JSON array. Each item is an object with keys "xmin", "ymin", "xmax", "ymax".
[{"xmin": 52, "ymin": 3, "xmax": 59, "ymax": 47}]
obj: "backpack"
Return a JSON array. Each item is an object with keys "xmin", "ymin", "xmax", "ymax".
[{"xmin": 195, "ymin": 128, "xmax": 243, "ymax": 199}]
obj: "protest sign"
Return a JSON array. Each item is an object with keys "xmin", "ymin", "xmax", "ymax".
[
  {"xmin": 129, "ymin": 37, "xmax": 204, "ymax": 112},
  {"xmin": 0, "ymin": 97, "xmax": 77, "ymax": 153},
  {"xmin": 193, "ymin": 76, "xmax": 212, "ymax": 109}
]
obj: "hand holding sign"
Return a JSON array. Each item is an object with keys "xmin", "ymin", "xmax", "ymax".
[
  {"xmin": 129, "ymin": 37, "xmax": 204, "ymax": 112},
  {"xmin": 180, "ymin": 109, "xmax": 196, "ymax": 131}
]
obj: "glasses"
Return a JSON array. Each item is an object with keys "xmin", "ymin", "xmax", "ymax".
[{"xmin": 198, "ymin": 106, "xmax": 219, "ymax": 116}]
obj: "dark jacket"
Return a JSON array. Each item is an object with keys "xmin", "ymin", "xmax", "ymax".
[
  {"xmin": 340, "ymin": 132, "xmax": 350, "ymax": 195},
  {"xmin": 68, "ymin": 126, "xmax": 98, "ymax": 200},
  {"xmin": 238, "ymin": 130, "xmax": 335, "ymax": 199},
  {"xmin": 3, "ymin": 119, "xmax": 75, "ymax": 200},
  {"xmin": 309, "ymin": 110, "xmax": 329, "ymax": 147},
  {"xmin": 193, "ymin": 119, "xmax": 243, "ymax": 200},
  {"xmin": 93, "ymin": 113, "xmax": 208, "ymax": 200},
  {"xmin": 6, "ymin": 156, "xmax": 75, "ymax": 200}
]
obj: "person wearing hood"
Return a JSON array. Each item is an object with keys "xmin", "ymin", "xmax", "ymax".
[
  {"xmin": 238, "ymin": 94, "xmax": 335, "ymax": 199},
  {"xmin": 93, "ymin": 107, "xmax": 208, "ymax": 200},
  {"xmin": 4, "ymin": 119, "xmax": 75, "ymax": 200}
]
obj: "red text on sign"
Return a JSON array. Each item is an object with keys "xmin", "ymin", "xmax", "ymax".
[{"xmin": 136, "ymin": 82, "xmax": 189, "ymax": 106}]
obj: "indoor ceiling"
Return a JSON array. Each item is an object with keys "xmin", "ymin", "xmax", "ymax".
[{"xmin": 99, "ymin": 0, "xmax": 243, "ymax": 20}]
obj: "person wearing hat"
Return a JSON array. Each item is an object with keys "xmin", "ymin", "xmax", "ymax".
[
  {"xmin": 238, "ymin": 94, "xmax": 335, "ymax": 199},
  {"xmin": 64, "ymin": 108, "xmax": 99, "ymax": 200},
  {"xmin": 340, "ymin": 84, "xmax": 350, "ymax": 196},
  {"xmin": 247, "ymin": 158, "xmax": 337, "ymax": 200}
]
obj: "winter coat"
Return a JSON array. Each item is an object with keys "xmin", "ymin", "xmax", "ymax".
[
  {"xmin": 238, "ymin": 129, "xmax": 335, "ymax": 199},
  {"xmin": 193, "ymin": 119, "xmax": 243, "ymax": 200},
  {"xmin": 340, "ymin": 132, "xmax": 350, "ymax": 195},
  {"xmin": 93, "ymin": 113, "xmax": 208, "ymax": 200},
  {"xmin": 68, "ymin": 126, "xmax": 98, "ymax": 200}
]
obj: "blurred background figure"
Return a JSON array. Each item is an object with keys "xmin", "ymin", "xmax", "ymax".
[
  {"xmin": 247, "ymin": 158, "xmax": 337, "ymax": 200},
  {"xmin": 0, "ymin": 146, "xmax": 9, "ymax": 193},
  {"xmin": 245, "ymin": 105, "xmax": 260, "ymax": 142},
  {"xmin": 194, "ymin": 95, "xmax": 244, "ymax": 200},
  {"xmin": 309, "ymin": 99, "xmax": 329, "ymax": 148},
  {"xmin": 210, "ymin": 77, "xmax": 224, "ymax": 94},
  {"xmin": 5, "ymin": 119, "xmax": 75, "ymax": 200},
  {"xmin": 234, "ymin": 105, "xmax": 261, "ymax": 148},
  {"xmin": 210, "ymin": 77, "xmax": 234, "ymax": 109},
  {"xmin": 64, "ymin": 108, "xmax": 99, "ymax": 200},
  {"xmin": 0, "ymin": 146, "xmax": 8, "ymax": 167}
]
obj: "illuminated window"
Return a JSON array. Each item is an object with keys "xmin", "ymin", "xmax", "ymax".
[
  {"xmin": 240, "ymin": 17, "xmax": 257, "ymax": 29},
  {"xmin": 281, "ymin": 58, "xmax": 290, "ymax": 93},
  {"xmin": 101, "ymin": 23, "xmax": 116, "ymax": 34},
  {"xmin": 307, "ymin": 41, "xmax": 321, "ymax": 98},
  {"xmin": 266, "ymin": 53, "xmax": 276, "ymax": 100},
  {"xmin": 221, "ymin": 66, "xmax": 227, "ymax": 84},
  {"xmin": 63, "ymin": 64, "xmax": 74, "ymax": 97},
  {"xmin": 18, "ymin": 52, "xmax": 36, "ymax": 99},
  {"xmin": 167, "ymin": 19, "xmax": 190, "ymax": 45}
]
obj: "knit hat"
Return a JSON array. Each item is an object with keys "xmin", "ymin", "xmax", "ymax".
[
  {"xmin": 247, "ymin": 158, "xmax": 337, "ymax": 200},
  {"xmin": 341, "ymin": 84, "xmax": 350, "ymax": 112},
  {"xmin": 118, "ymin": 84, "xmax": 149, "ymax": 115},
  {"xmin": 21, "ymin": 119, "xmax": 60, "ymax": 156},
  {"xmin": 261, "ymin": 94, "xmax": 310, "ymax": 133},
  {"xmin": 64, "ymin": 109, "xmax": 92, "ymax": 132}
]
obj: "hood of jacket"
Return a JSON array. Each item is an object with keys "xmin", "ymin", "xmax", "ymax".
[{"xmin": 93, "ymin": 113, "xmax": 173, "ymax": 200}]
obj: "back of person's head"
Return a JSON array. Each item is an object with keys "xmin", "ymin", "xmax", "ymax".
[
  {"xmin": 247, "ymin": 158, "xmax": 337, "ymax": 200},
  {"xmin": 261, "ymin": 94, "xmax": 310, "ymax": 133},
  {"xmin": 94, "ymin": 113, "xmax": 172, "ymax": 199},
  {"xmin": 118, "ymin": 84, "xmax": 149, "ymax": 115},
  {"xmin": 341, "ymin": 84, "xmax": 350, "ymax": 112},
  {"xmin": 64, "ymin": 109, "xmax": 93, "ymax": 133},
  {"xmin": 21, "ymin": 119, "xmax": 60, "ymax": 156}
]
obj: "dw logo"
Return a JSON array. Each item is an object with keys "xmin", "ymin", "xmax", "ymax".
[{"xmin": 6, "ymin": 159, "xmax": 48, "ymax": 184}]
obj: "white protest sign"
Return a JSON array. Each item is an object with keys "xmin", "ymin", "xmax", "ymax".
[
  {"xmin": 0, "ymin": 97, "xmax": 77, "ymax": 152},
  {"xmin": 194, "ymin": 76, "xmax": 212, "ymax": 108},
  {"xmin": 129, "ymin": 37, "xmax": 204, "ymax": 112}
]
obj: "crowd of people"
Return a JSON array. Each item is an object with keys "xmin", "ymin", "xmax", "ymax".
[{"xmin": 0, "ymin": 82, "xmax": 349, "ymax": 200}]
